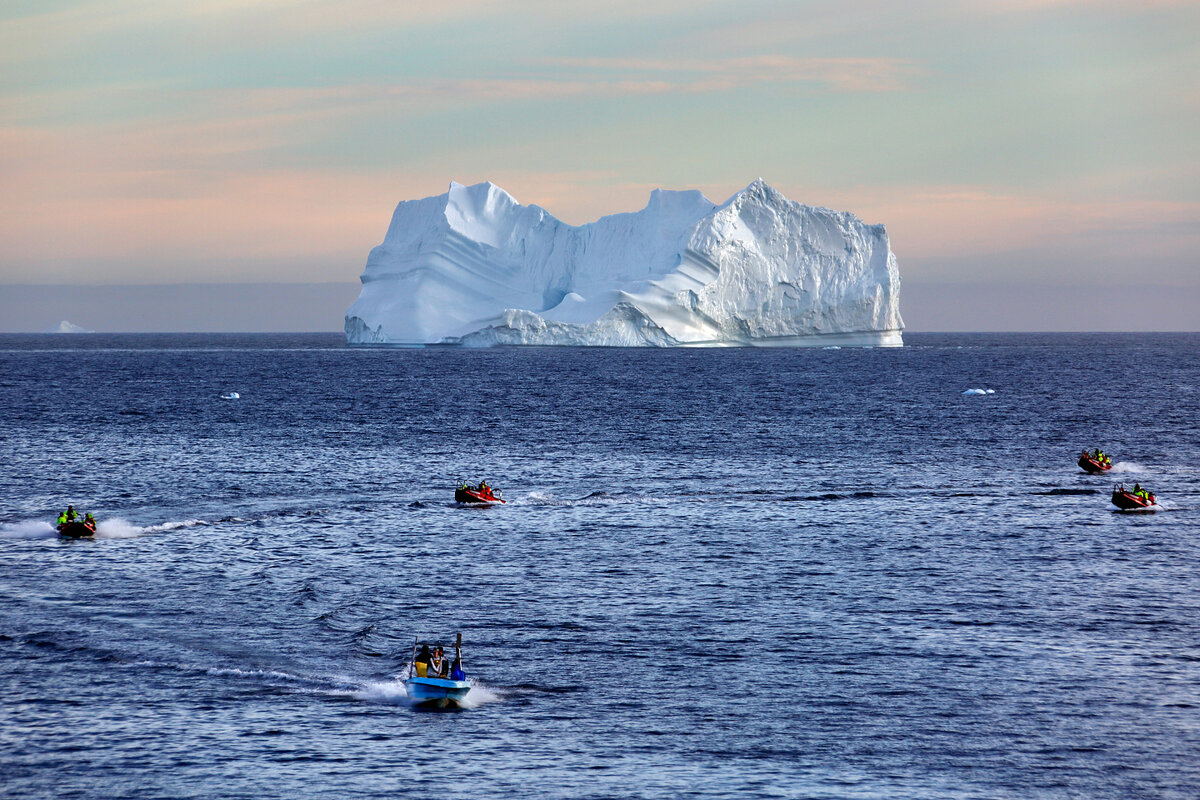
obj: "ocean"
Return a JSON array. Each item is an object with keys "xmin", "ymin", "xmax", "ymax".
[{"xmin": 1, "ymin": 333, "xmax": 1197, "ymax": 799}]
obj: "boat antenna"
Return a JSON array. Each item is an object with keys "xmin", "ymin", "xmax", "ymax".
[{"xmin": 455, "ymin": 632, "xmax": 462, "ymax": 667}]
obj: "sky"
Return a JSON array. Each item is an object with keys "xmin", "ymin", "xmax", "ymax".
[{"xmin": 1, "ymin": 0, "xmax": 1198, "ymax": 331}]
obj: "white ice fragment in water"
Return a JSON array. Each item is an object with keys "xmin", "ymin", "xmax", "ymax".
[{"xmin": 220, "ymin": 392, "xmax": 240, "ymax": 400}]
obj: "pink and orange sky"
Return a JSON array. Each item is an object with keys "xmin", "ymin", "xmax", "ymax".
[{"xmin": 2, "ymin": 0, "xmax": 1198, "ymax": 330}]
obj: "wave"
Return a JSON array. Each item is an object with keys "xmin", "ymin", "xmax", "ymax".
[
  {"xmin": 1109, "ymin": 462, "xmax": 1145, "ymax": 474},
  {"xmin": 784, "ymin": 491, "xmax": 879, "ymax": 502}
]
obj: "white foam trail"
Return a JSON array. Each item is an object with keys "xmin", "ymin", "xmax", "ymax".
[
  {"xmin": 461, "ymin": 681, "xmax": 502, "ymax": 708},
  {"xmin": 95, "ymin": 517, "xmax": 207, "ymax": 538},
  {"xmin": 520, "ymin": 491, "xmax": 564, "ymax": 506},
  {"xmin": 1110, "ymin": 462, "xmax": 1145, "ymax": 474},
  {"xmin": 142, "ymin": 518, "xmax": 207, "ymax": 533},
  {"xmin": 355, "ymin": 679, "xmax": 413, "ymax": 706},
  {"xmin": 0, "ymin": 519, "xmax": 57, "ymax": 539},
  {"xmin": 354, "ymin": 678, "xmax": 503, "ymax": 709},
  {"xmin": 520, "ymin": 491, "xmax": 627, "ymax": 507},
  {"xmin": 95, "ymin": 518, "xmax": 143, "ymax": 538}
]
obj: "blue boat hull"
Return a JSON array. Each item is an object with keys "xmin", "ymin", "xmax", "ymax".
[{"xmin": 405, "ymin": 677, "xmax": 471, "ymax": 706}]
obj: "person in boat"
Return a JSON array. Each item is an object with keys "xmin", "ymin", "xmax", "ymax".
[
  {"xmin": 414, "ymin": 644, "xmax": 432, "ymax": 677},
  {"xmin": 449, "ymin": 658, "xmax": 466, "ymax": 681},
  {"xmin": 429, "ymin": 644, "xmax": 445, "ymax": 677},
  {"xmin": 83, "ymin": 513, "xmax": 96, "ymax": 532},
  {"xmin": 65, "ymin": 505, "xmax": 78, "ymax": 522},
  {"xmin": 57, "ymin": 509, "xmax": 68, "ymax": 526}
]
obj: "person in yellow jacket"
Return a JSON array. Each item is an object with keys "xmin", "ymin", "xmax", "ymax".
[{"xmin": 413, "ymin": 644, "xmax": 432, "ymax": 677}]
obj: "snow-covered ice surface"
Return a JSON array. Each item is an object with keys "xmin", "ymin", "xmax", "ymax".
[{"xmin": 345, "ymin": 180, "xmax": 903, "ymax": 347}]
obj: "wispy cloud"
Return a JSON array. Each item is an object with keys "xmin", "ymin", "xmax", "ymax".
[
  {"xmin": 806, "ymin": 183, "xmax": 1200, "ymax": 280},
  {"xmin": 541, "ymin": 55, "xmax": 919, "ymax": 93}
]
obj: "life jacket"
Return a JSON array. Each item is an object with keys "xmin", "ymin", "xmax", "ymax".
[{"xmin": 414, "ymin": 662, "xmax": 429, "ymax": 677}]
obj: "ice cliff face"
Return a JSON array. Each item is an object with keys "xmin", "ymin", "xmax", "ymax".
[{"xmin": 345, "ymin": 179, "xmax": 903, "ymax": 346}]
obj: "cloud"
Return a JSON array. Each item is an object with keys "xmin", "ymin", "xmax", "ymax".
[
  {"xmin": 5, "ymin": 116, "xmax": 1196, "ymax": 287},
  {"xmin": 540, "ymin": 55, "xmax": 919, "ymax": 93},
  {"xmin": 803, "ymin": 183, "xmax": 1200, "ymax": 284}
]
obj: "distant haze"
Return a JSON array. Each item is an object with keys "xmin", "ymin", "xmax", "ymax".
[
  {"xmin": 1, "ymin": 2, "xmax": 1198, "ymax": 331},
  {"xmin": 2, "ymin": 281, "xmax": 1197, "ymax": 334}
]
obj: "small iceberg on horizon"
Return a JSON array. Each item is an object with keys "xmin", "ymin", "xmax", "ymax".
[
  {"xmin": 45, "ymin": 320, "xmax": 93, "ymax": 334},
  {"xmin": 220, "ymin": 392, "xmax": 241, "ymax": 400},
  {"xmin": 962, "ymin": 388, "xmax": 995, "ymax": 396}
]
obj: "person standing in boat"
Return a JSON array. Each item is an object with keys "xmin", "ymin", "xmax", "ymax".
[{"xmin": 449, "ymin": 658, "xmax": 466, "ymax": 681}]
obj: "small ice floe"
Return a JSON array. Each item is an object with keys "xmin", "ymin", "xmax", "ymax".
[
  {"xmin": 962, "ymin": 388, "xmax": 995, "ymax": 396},
  {"xmin": 220, "ymin": 392, "xmax": 240, "ymax": 400}
]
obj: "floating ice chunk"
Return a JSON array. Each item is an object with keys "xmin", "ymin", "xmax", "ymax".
[
  {"xmin": 220, "ymin": 392, "xmax": 240, "ymax": 400},
  {"xmin": 962, "ymin": 388, "xmax": 987, "ymax": 395}
]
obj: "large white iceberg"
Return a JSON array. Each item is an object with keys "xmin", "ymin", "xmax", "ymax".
[{"xmin": 345, "ymin": 179, "xmax": 902, "ymax": 347}]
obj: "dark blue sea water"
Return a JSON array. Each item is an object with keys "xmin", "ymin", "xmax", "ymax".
[{"xmin": 2, "ymin": 333, "xmax": 1198, "ymax": 799}]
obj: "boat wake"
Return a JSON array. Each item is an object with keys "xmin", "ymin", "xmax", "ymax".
[
  {"xmin": 1113, "ymin": 505, "xmax": 1163, "ymax": 514},
  {"xmin": 0, "ymin": 519, "xmax": 56, "ymax": 539},
  {"xmin": 518, "ymin": 490, "xmax": 668, "ymax": 507},
  {"xmin": 354, "ymin": 678, "xmax": 502, "ymax": 709},
  {"xmin": 1109, "ymin": 461, "xmax": 1146, "ymax": 474},
  {"xmin": 132, "ymin": 651, "xmax": 503, "ymax": 710},
  {"xmin": 95, "ymin": 517, "xmax": 207, "ymax": 538},
  {"xmin": 2, "ymin": 508, "xmax": 324, "ymax": 542}
]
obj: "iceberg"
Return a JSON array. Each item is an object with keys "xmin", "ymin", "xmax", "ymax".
[
  {"xmin": 45, "ymin": 320, "xmax": 93, "ymax": 334},
  {"xmin": 345, "ymin": 179, "xmax": 903, "ymax": 347}
]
